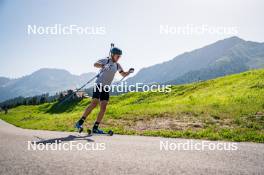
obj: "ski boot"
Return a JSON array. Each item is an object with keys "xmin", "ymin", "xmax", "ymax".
[
  {"xmin": 75, "ymin": 118, "xmax": 84, "ymax": 133},
  {"xmin": 92, "ymin": 128, "xmax": 105, "ymax": 134},
  {"xmin": 87, "ymin": 128, "xmax": 114, "ymax": 136}
]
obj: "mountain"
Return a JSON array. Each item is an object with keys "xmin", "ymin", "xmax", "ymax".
[
  {"xmin": 0, "ymin": 77, "xmax": 11, "ymax": 86},
  {"xmin": 127, "ymin": 36, "xmax": 264, "ymax": 85},
  {"xmin": 0, "ymin": 68, "xmax": 96, "ymax": 102}
]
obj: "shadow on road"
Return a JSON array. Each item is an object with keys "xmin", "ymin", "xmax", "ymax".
[{"xmin": 32, "ymin": 135, "xmax": 94, "ymax": 144}]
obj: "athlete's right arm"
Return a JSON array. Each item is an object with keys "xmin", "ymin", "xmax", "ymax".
[
  {"xmin": 94, "ymin": 62, "xmax": 104, "ymax": 68},
  {"xmin": 94, "ymin": 59, "xmax": 108, "ymax": 68}
]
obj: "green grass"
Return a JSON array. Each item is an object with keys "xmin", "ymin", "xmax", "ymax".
[{"xmin": 1, "ymin": 69, "xmax": 264, "ymax": 142}]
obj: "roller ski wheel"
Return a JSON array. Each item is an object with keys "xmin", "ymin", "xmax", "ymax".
[
  {"xmin": 108, "ymin": 130, "xmax": 114, "ymax": 136},
  {"xmin": 87, "ymin": 129, "xmax": 92, "ymax": 135}
]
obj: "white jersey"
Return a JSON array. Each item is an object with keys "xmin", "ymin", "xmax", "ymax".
[{"xmin": 95, "ymin": 58, "xmax": 123, "ymax": 86}]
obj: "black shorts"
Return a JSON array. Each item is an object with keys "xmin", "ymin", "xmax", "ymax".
[{"xmin": 92, "ymin": 85, "xmax": 110, "ymax": 101}]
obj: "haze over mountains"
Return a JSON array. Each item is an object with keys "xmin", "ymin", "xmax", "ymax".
[
  {"xmin": 0, "ymin": 69, "xmax": 96, "ymax": 102},
  {"xmin": 0, "ymin": 77, "xmax": 10, "ymax": 87},
  {"xmin": 0, "ymin": 36, "xmax": 264, "ymax": 102},
  {"xmin": 127, "ymin": 36, "xmax": 264, "ymax": 84}
]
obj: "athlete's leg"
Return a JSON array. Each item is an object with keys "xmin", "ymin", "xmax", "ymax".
[
  {"xmin": 96, "ymin": 100, "xmax": 108, "ymax": 123},
  {"xmin": 93, "ymin": 100, "xmax": 108, "ymax": 131},
  {"xmin": 82, "ymin": 98, "xmax": 99, "ymax": 119},
  {"xmin": 76, "ymin": 84, "xmax": 100, "ymax": 125},
  {"xmin": 92, "ymin": 85, "xmax": 109, "ymax": 132},
  {"xmin": 75, "ymin": 98, "xmax": 99, "ymax": 129}
]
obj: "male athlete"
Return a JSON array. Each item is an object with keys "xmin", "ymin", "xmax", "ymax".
[{"xmin": 75, "ymin": 47, "xmax": 133, "ymax": 134}]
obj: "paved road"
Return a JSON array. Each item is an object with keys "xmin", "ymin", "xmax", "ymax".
[{"xmin": 0, "ymin": 119, "xmax": 263, "ymax": 175}]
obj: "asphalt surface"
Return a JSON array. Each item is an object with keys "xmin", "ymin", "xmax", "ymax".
[{"xmin": 0, "ymin": 119, "xmax": 263, "ymax": 175}]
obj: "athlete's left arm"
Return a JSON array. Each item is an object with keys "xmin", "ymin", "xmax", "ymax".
[
  {"xmin": 120, "ymin": 71, "xmax": 130, "ymax": 77},
  {"xmin": 118, "ymin": 64, "xmax": 130, "ymax": 77}
]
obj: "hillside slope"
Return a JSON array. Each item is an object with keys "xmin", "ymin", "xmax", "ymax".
[
  {"xmin": 1, "ymin": 69, "xmax": 264, "ymax": 142},
  {"xmin": 127, "ymin": 36, "xmax": 264, "ymax": 85}
]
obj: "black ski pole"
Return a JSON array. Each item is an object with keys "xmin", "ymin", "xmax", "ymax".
[
  {"xmin": 58, "ymin": 72, "xmax": 101, "ymax": 104},
  {"xmin": 59, "ymin": 43, "xmax": 115, "ymax": 104}
]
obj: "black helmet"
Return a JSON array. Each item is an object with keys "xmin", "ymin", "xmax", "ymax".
[{"xmin": 111, "ymin": 47, "xmax": 122, "ymax": 55}]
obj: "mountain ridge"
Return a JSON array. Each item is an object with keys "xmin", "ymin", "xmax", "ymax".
[
  {"xmin": 0, "ymin": 68, "xmax": 96, "ymax": 102},
  {"xmin": 127, "ymin": 36, "xmax": 264, "ymax": 85}
]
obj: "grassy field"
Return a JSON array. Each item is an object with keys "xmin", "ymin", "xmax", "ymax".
[{"xmin": 1, "ymin": 69, "xmax": 264, "ymax": 142}]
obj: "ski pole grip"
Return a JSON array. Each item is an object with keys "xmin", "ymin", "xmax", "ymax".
[{"xmin": 129, "ymin": 68, "xmax": 135, "ymax": 73}]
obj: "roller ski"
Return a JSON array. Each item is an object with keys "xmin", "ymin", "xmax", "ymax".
[{"xmin": 87, "ymin": 128, "xmax": 114, "ymax": 136}]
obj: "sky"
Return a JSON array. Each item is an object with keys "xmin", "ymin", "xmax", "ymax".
[{"xmin": 0, "ymin": 0, "xmax": 264, "ymax": 78}]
